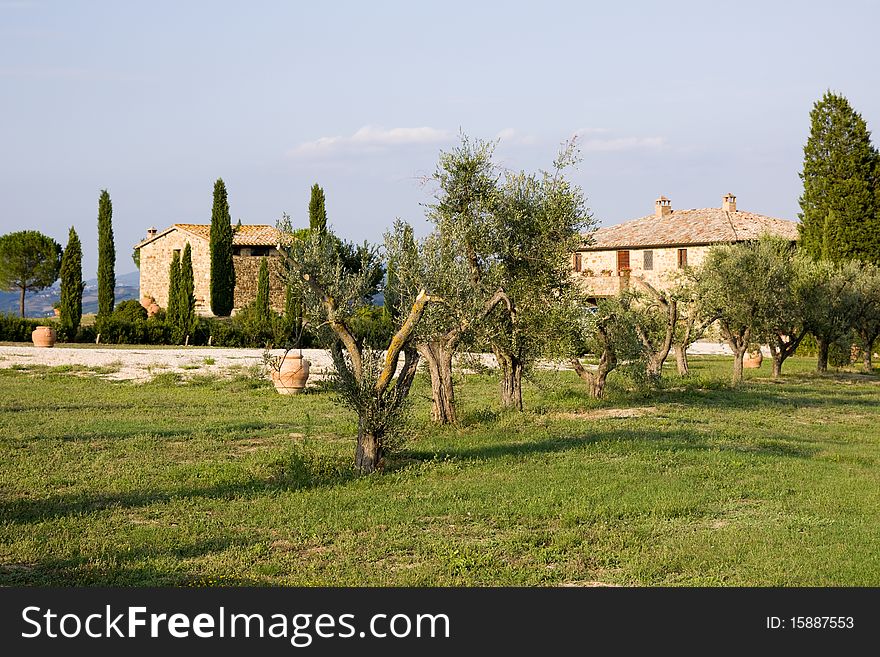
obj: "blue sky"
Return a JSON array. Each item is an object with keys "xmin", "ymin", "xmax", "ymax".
[{"xmin": 2, "ymin": 0, "xmax": 879, "ymax": 278}]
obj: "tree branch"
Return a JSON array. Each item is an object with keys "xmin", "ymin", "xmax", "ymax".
[
  {"xmin": 376, "ymin": 289, "xmax": 440, "ymax": 394},
  {"xmin": 301, "ymin": 272, "xmax": 363, "ymax": 382}
]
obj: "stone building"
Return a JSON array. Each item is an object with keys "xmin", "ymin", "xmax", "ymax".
[
  {"xmin": 573, "ymin": 193, "xmax": 799, "ymax": 299},
  {"xmin": 134, "ymin": 224, "xmax": 286, "ymax": 315}
]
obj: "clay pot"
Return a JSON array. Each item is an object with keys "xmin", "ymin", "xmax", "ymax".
[
  {"xmin": 271, "ymin": 353, "xmax": 311, "ymax": 395},
  {"xmin": 743, "ymin": 349, "xmax": 763, "ymax": 368},
  {"xmin": 147, "ymin": 302, "xmax": 160, "ymax": 317},
  {"xmin": 32, "ymin": 326, "xmax": 57, "ymax": 348}
]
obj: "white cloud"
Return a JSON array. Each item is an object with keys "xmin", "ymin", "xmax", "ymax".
[
  {"xmin": 289, "ymin": 125, "xmax": 452, "ymax": 157},
  {"xmin": 573, "ymin": 127, "xmax": 610, "ymax": 137}
]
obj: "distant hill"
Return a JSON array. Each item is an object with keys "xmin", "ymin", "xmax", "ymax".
[{"xmin": 0, "ymin": 271, "xmax": 140, "ymax": 318}]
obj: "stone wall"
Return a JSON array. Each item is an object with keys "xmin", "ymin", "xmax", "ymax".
[
  {"xmin": 139, "ymin": 229, "xmax": 212, "ymax": 314},
  {"xmin": 574, "ymin": 245, "xmax": 711, "ymax": 296},
  {"xmin": 233, "ymin": 253, "xmax": 286, "ymax": 313},
  {"xmin": 139, "ymin": 229, "xmax": 286, "ymax": 315}
]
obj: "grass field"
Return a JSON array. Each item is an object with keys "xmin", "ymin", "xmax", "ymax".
[{"xmin": 0, "ymin": 356, "xmax": 878, "ymax": 586}]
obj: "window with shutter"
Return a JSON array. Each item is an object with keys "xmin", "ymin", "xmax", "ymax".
[
  {"xmin": 643, "ymin": 250, "xmax": 653, "ymax": 271},
  {"xmin": 678, "ymin": 248, "xmax": 688, "ymax": 268}
]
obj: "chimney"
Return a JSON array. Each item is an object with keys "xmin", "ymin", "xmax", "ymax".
[
  {"xmin": 146, "ymin": 227, "xmax": 158, "ymax": 238},
  {"xmin": 722, "ymin": 193, "xmax": 736, "ymax": 213},
  {"xmin": 655, "ymin": 196, "xmax": 672, "ymax": 218}
]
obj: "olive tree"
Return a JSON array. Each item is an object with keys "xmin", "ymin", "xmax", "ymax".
[
  {"xmin": 418, "ymin": 136, "xmax": 591, "ymax": 414},
  {"xmin": 281, "ymin": 225, "xmax": 439, "ymax": 473},
  {"xmin": 484, "ymin": 142, "xmax": 593, "ymax": 410},
  {"xmin": 850, "ymin": 263, "xmax": 880, "ymax": 372},
  {"xmin": 410, "ymin": 138, "xmax": 512, "ymax": 423},
  {"xmin": 757, "ymin": 241, "xmax": 810, "ymax": 378},
  {"xmin": 799, "ymin": 259, "xmax": 860, "ymax": 373},
  {"xmin": 564, "ymin": 291, "xmax": 647, "ymax": 399},
  {"xmin": 697, "ymin": 240, "xmax": 772, "ymax": 385},
  {"xmin": 629, "ymin": 278, "xmax": 678, "ymax": 380},
  {"xmin": 667, "ymin": 270, "xmax": 717, "ymax": 377}
]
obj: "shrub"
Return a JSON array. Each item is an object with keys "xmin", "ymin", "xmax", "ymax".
[
  {"xmin": 349, "ymin": 305, "xmax": 394, "ymax": 350},
  {"xmin": 94, "ymin": 316, "xmax": 173, "ymax": 345},
  {"xmin": 0, "ymin": 314, "xmax": 41, "ymax": 342},
  {"xmin": 113, "ymin": 299, "xmax": 147, "ymax": 322}
]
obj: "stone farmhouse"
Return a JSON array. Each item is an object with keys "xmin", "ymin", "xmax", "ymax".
[
  {"xmin": 573, "ymin": 193, "xmax": 799, "ymax": 299},
  {"xmin": 134, "ymin": 224, "xmax": 286, "ymax": 315}
]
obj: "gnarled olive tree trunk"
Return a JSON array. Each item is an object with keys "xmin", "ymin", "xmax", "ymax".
[
  {"xmin": 494, "ymin": 347, "xmax": 524, "ymax": 411},
  {"xmin": 673, "ymin": 343, "xmax": 689, "ymax": 377},
  {"xmin": 767, "ymin": 330, "xmax": 805, "ymax": 378},
  {"xmin": 416, "ymin": 288, "xmax": 512, "ymax": 425},
  {"xmin": 720, "ymin": 321, "xmax": 750, "ymax": 386},
  {"xmin": 633, "ymin": 278, "xmax": 677, "ymax": 380},
  {"xmin": 862, "ymin": 333, "xmax": 876, "ymax": 372},
  {"xmin": 571, "ymin": 349, "xmax": 616, "ymax": 400},
  {"xmin": 417, "ymin": 341, "xmax": 457, "ymax": 424},
  {"xmin": 352, "ymin": 346, "xmax": 420, "ymax": 472},
  {"xmin": 816, "ymin": 337, "xmax": 830, "ymax": 373}
]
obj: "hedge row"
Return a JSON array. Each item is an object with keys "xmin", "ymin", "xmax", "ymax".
[{"xmin": 3, "ymin": 306, "xmax": 392, "ymax": 349}]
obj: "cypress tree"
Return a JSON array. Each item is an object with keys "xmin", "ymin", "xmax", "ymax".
[
  {"xmin": 308, "ymin": 183, "xmax": 328, "ymax": 234},
  {"xmin": 97, "ymin": 190, "xmax": 115, "ymax": 315},
  {"xmin": 283, "ymin": 278, "xmax": 303, "ymax": 345},
  {"xmin": 256, "ymin": 257, "xmax": 270, "ymax": 324},
  {"xmin": 167, "ymin": 250, "xmax": 182, "ymax": 329},
  {"xmin": 59, "ymin": 227, "xmax": 83, "ymax": 334},
  {"xmin": 179, "ymin": 243, "xmax": 196, "ymax": 336},
  {"xmin": 798, "ymin": 91, "xmax": 880, "ymax": 264},
  {"xmin": 210, "ymin": 178, "xmax": 236, "ymax": 315}
]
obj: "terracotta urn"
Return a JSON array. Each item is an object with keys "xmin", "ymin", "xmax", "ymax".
[
  {"xmin": 271, "ymin": 353, "xmax": 311, "ymax": 395},
  {"xmin": 32, "ymin": 326, "xmax": 57, "ymax": 348},
  {"xmin": 743, "ymin": 349, "xmax": 763, "ymax": 368}
]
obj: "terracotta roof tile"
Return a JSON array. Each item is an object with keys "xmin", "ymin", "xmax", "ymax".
[
  {"xmin": 135, "ymin": 224, "xmax": 282, "ymax": 248},
  {"xmin": 583, "ymin": 208, "xmax": 799, "ymax": 250}
]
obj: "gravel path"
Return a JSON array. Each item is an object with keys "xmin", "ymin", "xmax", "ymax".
[{"xmin": 0, "ymin": 340, "xmax": 736, "ymax": 383}]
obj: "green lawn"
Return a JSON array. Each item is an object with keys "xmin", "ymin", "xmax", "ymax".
[{"xmin": 0, "ymin": 356, "xmax": 878, "ymax": 586}]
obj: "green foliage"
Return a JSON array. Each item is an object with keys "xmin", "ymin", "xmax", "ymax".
[
  {"xmin": 350, "ymin": 304, "xmax": 394, "ymax": 349},
  {"xmin": 281, "ymin": 278, "xmax": 305, "ymax": 348},
  {"xmin": 850, "ymin": 263, "xmax": 880, "ymax": 365},
  {"xmin": 0, "ymin": 230, "xmax": 62, "ymax": 317},
  {"xmin": 423, "ymin": 135, "xmax": 595, "ymax": 409},
  {"xmin": 328, "ymin": 347, "xmax": 412, "ymax": 454},
  {"xmin": 58, "ymin": 227, "xmax": 83, "ymax": 333},
  {"xmin": 178, "ymin": 243, "xmax": 196, "ymax": 336},
  {"xmin": 572, "ymin": 292, "xmax": 649, "ymax": 383},
  {"xmin": 308, "ymin": 183, "xmax": 328, "ymax": 234},
  {"xmin": 113, "ymin": 299, "xmax": 147, "ymax": 322},
  {"xmin": 94, "ymin": 316, "xmax": 172, "ymax": 344},
  {"xmin": 255, "ymin": 257, "xmax": 270, "ymax": 325},
  {"xmin": 210, "ymin": 178, "xmax": 236, "ymax": 316},
  {"xmin": 97, "ymin": 190, "xmax": 115, "ymax": 316},
  {"xmin": 798, "ymin": 259, "xmax": 861, "ymax": 370},
  {"xmin": 0, "ymin": 313, "xmax": 41, "ymax": 341},
  {"xmin": 166, "ymin": 250, "xmax": 182, "ymax": 334},
  {"xmin": 696, "ymin": 237, "xmax": 803, "ymax": 381},
  {"xmin": 798, "ymin": 91, "xmax": 880, "ymax": 264}
]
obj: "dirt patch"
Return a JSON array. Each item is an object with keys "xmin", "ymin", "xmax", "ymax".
[
  {"xmin": 554, "ymin": 406, "xmax": 658, "ymax": 421},
  {"xmin": 559, "ymin": 580, "xmax": 621, "ymax": 587}
]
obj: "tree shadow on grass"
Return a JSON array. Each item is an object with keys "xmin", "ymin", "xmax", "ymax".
[
  {"xmin": 404, "ymin": 425, "xmax": 820, "ymax": 465},
  {"xmin": 0, "ymin": 536, "xmax": 264, "ymax": 586},
  {"xmin": 0, "ymin": 451, "xmax": 356, "ymax": 526}
]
